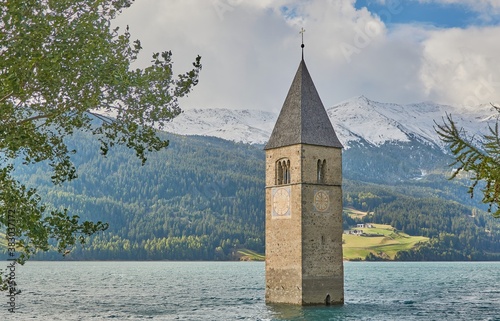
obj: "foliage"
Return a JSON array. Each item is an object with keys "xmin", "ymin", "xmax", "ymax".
[
  {"xmin": 0, "ymin": 0, "xmax": 201, "ymax": 265},
  {"xmin": 1, "ymin": 132, "xmax": 498, "ymax": 262},
  {"xmin": 364, "ymin": 196, "xmax": 500, "ymax": 260},
  {"xmin": 343, "ymin": 179, "xmax": 500, "ymax": 260},
  {"xmin": 436, "ymin": 111, "xmax": 500, "ymax": 217},
  {"xmin": 343, "ymin": 139, "xmax": 450, "ymax": 184},
  {"xmin": 2, "ymin": 132, "xmax": 264, "ymax": 261}
]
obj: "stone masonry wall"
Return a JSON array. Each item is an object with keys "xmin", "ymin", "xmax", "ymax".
[{"xmin": 265, "ymin": 144, "xmax": 343, "ymax": 305}]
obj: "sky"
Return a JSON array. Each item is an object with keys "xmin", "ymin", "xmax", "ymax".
[{"xmin": 114, "ymin": 0, "xmax": 500, "ymax": 112}]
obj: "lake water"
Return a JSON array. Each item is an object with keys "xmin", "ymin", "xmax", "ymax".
[{"xmin": 1, "ymin": 261, "xmax": 499, "ymax": 320}]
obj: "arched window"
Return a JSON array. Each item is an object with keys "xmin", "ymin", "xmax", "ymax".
[
  {"xmin": 317, "ymin": 159, "xmax": 326, "ymax": 183},
  {"xmin": 276, "ymin": 159, "xmax": 291, "ymax": 185},
  {"xmin": 322, "ymin": 159, "xmax": 326, "ymax": 183},
  {"xmin": 277, "ymin": 161, "xmax": 283, "ymax": 185},
  {"xmin": 286, "ymin": 160, "xmax": 291, "ymax": 184},
  {"xmin": 317, "ymin": 159, "xmax": 322, "ymax": 183}
]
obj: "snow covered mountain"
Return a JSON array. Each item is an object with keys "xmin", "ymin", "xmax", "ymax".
[
  {"xmin": 163, "ymin": 108, "xmax": 276, "ymax": 145},
  {"xmin": 164, "ymin": 96, "xmax": 499, "ymax": 148}
]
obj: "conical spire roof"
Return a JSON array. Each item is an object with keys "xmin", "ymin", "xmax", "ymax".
[{"xmin": 265, "ymin": 59, "xmax": 343, "ymax": 150}]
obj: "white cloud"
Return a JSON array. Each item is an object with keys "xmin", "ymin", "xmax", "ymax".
[
  {"xmin": 112, "ymin": 0, "xmax": 500, "ymax": 111},
  {"xmin": 420, "ymin": 26, "xmax": 500, "ymax": 106}
]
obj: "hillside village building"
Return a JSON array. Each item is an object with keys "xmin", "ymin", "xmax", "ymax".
[{"xmin": 264, "ymin": 46, "xmax": 344, "ymax": 305}]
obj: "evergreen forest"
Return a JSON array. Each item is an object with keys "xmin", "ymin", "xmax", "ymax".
[{"xmin": 2, "ymin": 128, "xmax": 500, "ymax": 261}]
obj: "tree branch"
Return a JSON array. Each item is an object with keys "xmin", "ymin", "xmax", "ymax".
[
  {"xmin": 87, "ymin": 111, "xmax": 114, "ymax": 124},
  {"xmin": 16, "ymin": 112, "xmax": 59, "ymax": 126},
  {"xmin": 0, "ymin": 91, "xmax": 13, "ymax": 103}
]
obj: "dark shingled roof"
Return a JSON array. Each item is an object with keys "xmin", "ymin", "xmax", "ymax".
[{"xmin": 265, "ymin": 59, "xmax": 343, "ymax": 150}]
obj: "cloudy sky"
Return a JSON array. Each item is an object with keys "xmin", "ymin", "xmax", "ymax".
[{"xmin": 114, "ymin": 0, "xmax": 500, "ymax": 112}]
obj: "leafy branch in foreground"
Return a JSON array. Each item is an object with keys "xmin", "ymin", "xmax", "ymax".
[
  {"xmin": 0, "ymin": 0, "xmax": 202, "ymax": 268},
  {"xmin": 435, "ymin": 108, "xmax": 500, "ymax": 218}
]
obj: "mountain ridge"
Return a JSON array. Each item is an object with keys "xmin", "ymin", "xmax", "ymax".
[{"xmin": 164, "ymin": 96, "xmax": 498, "ymax": 149}]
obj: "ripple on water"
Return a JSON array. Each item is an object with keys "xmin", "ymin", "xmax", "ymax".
[{"xmin": 5, "ymin": 261, "xmax": 500, "ymax": 321}]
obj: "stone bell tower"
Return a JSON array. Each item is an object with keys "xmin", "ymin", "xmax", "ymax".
[{"xmin": 264, "ymin": 45, "xmax": 344, "ymax": 305}]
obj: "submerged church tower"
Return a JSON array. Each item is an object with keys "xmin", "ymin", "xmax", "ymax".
[{"xmin": 264, "ymin": 44, "xmax": 344, "ymax": 305}]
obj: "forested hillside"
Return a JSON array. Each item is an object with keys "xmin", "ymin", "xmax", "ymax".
[
  {"xmin": 344, "ymin": 181, "xmax": 500, "ymax": 260},
  {"xmin": 10, "ymin": 131, "xmax": 264, "ymax": 260},
  {"xmin": 2, "ymin": 128, "xmax": 500, "ymax": 261}
]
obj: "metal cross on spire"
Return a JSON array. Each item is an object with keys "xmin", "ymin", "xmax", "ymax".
[{"xmin": 299, "ymin": 27, "xmax": 305, "ymax": 59}]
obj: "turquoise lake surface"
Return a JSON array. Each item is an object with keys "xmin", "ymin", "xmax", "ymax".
[{"xmin": 2, "ymin": 261, "xmax": 499, "ymax": 320}]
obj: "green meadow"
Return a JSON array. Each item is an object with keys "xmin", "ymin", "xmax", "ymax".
[
  {"xmin": 343, "ymin": 207, "xmax": 369, "ymax": 219},
  {"xmin": 343, "ymin": 223, "xmax": 429, "ymax": 260},
  {"xmin": 237, "ymin": 249, "xmax": 265, "ymax": 261}
]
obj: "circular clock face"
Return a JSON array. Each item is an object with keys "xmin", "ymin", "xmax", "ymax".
[
  {"xmin": 273, "ymin": 188, "xmax": 290, "ymax": 216},
  {"xmin": 314, "ymin": 190, "xmax": 330, "ymax": 212}
]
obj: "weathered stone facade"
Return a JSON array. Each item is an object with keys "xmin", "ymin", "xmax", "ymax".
[{"xmin": 265, "ymin": 144, "xmax": 343, "ymax": 305}]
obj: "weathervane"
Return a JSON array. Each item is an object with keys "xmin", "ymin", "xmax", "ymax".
[{"xmin": 299, "ymin": 27, "xmax": 305, "ymax": 59}]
